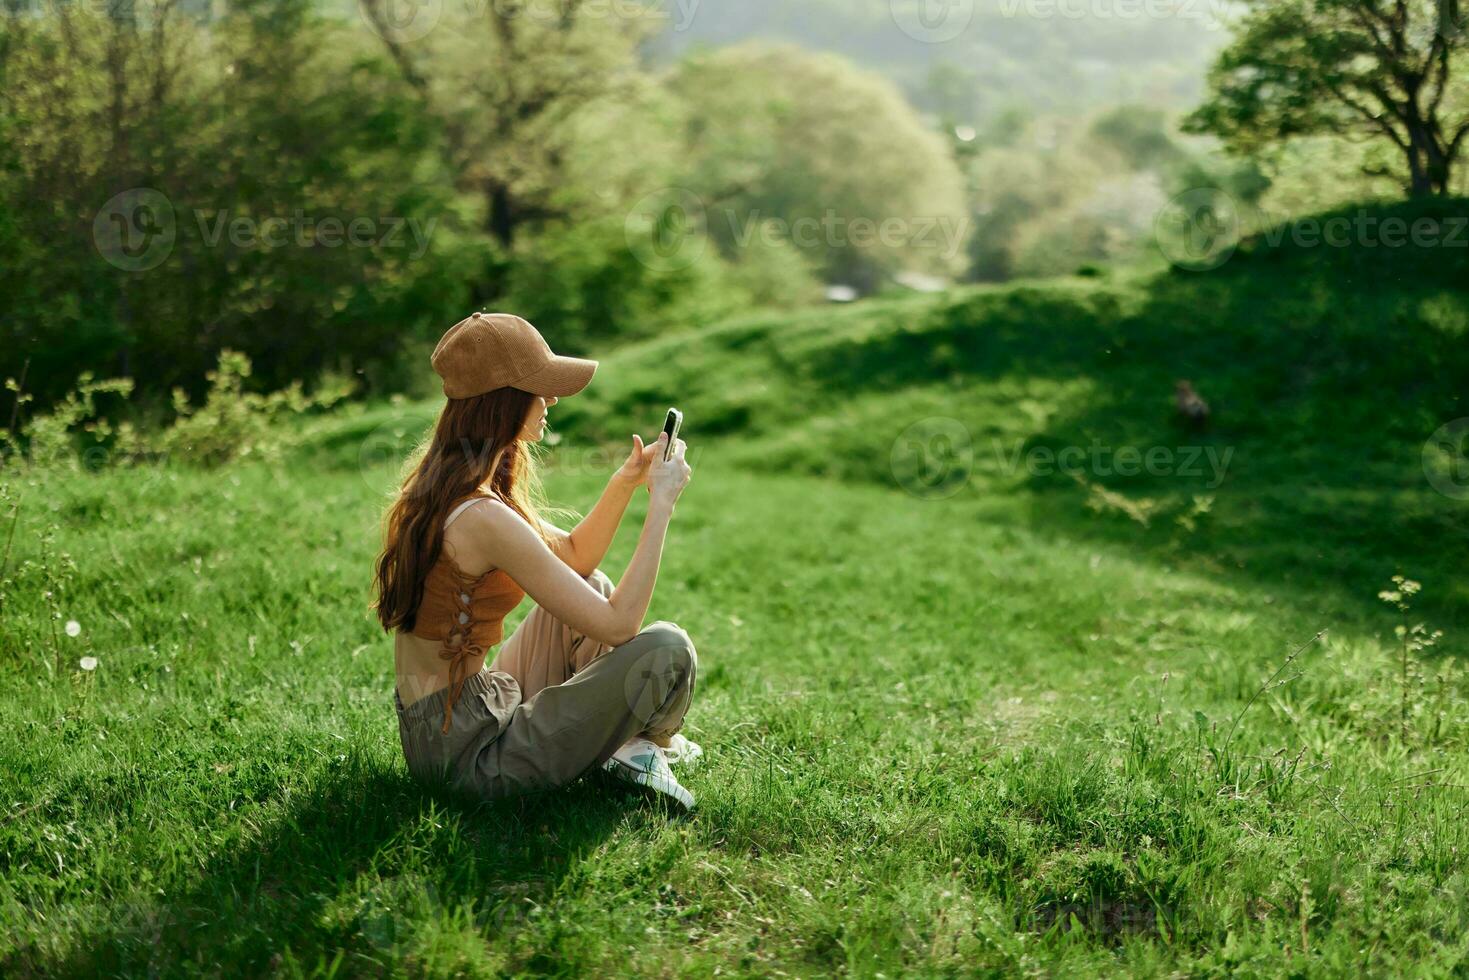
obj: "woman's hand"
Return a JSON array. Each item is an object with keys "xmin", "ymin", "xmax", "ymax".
[
  {"xmin": 647, "ymin": 433, "xmax": 691, "ymax": 508},
  {"xmin": 613, "ymin": 433, "xmax": 662, "ymax": 489}
]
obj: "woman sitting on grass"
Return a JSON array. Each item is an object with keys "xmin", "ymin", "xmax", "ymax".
[{"xmin": 371, "ymin": 312, "xmax": 702, "ymax": 810}]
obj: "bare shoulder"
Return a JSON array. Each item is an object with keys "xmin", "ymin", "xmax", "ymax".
[
  {"xmin": 451, "ymin": 494, "xmax": 521, "ymax": 539},
  {"xmin": 445, "ymin": 494, "xmax": 542, "ymax": 571}
]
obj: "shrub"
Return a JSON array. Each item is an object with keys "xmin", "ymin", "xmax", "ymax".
[{"xmin": 0, "ymin": 350, "xmax": 354, "ymax": 472}]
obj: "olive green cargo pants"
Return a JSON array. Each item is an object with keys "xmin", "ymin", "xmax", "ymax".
[{"xmin": 394, "ymin": 568, "xmax": 698, "ymax": 801}]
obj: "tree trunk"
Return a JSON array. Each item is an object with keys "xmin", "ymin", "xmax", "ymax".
[
  {"xmin": 1406, "ymin": 152, "xmax": 1434, "ymax": 197},
  {"xmin": 487, "ymin": 181, "xmax": 515, "ymax": 249},
  {"xmin": 1426, "ymin": 147, "xmax": 1454, "ymax": 195},
  {"xmin": 1404, "ymin": 127, "xmax": 1447, "ymax": 196},
  {"xmin": 1403, "ymin": 108, "xmax": 1456, "ymax": 195}
]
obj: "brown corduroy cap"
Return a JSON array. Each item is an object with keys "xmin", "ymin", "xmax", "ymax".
[{"xmin": 430, "ymin": 312, "xmax": 598, "ymax": 400}]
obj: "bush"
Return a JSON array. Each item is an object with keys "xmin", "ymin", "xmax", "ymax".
[
  {"xmin": 1, "ymin": 350, "xmax": 354, "ymax": 473},
  {"xmin": 500, "ymin": 216, "xmax": 754, "ymax": 352},
  {"xmin": 0, "ymin": 1, "xmax": 477, "ymax": 415}
]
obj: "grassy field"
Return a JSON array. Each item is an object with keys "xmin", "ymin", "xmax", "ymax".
[{"xmin": 2, "ymin": 200, "xmax": 1468, "ymax": 975}]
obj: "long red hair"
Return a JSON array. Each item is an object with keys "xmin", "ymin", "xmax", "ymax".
[{"xmin": 372, "ymin": 387, "xmax": 563, "ymax": 634}]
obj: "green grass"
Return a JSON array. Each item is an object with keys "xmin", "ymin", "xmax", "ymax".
[
  {"xmin": 556, "ymin": 197, "xmax": 1469, "ymax": 633},
  {"xmin": 3, "ymin": 198, "xmax": 1469, "ymax": 975}
]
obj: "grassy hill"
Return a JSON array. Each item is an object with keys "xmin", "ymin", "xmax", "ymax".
[
  {"xmin": 2, "ymin": 199, "xmax": 1467, "ymax": 975},
  {"xmin": 551, "ymin": 195, "xmax": 1469, "ymax": 629}
]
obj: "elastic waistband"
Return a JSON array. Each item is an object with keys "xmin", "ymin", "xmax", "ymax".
[{"xmin": 395, "ymin": 668, "xmax": 505, "ymax": 725}]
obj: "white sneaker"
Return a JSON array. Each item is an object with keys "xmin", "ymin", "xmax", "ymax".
[
  {"xmin": 661, "ymin": 733, "xmax": 704, "ymax": 768},
  {"xmin": 601, "ymin": 737, "xmax": 696, "ymax": 810}
]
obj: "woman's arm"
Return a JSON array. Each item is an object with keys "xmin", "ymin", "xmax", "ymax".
[
  {"xmin": 547, "ymin": 432, "xmax": 660, "ymax": 575},
  {"xmin": 461, "ymin": 435, "xmax": 690, "ymax": 646},
  {"xmin": 550, "ymin": 472, "xmax": 639, "ymax": 577}
]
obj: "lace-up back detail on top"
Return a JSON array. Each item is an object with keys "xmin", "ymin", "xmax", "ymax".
[{"xmin": 408, "ymin": 492, "xmax": 525, "ymax": 734}]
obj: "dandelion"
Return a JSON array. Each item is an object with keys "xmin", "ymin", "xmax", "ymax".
[
  {"xmin": 79, "ymin": 656, "xmax": 97, "ymax": 671},
  {"xmin": 65, "ymin": 620, "xmax": 81, "ymax": 637}
]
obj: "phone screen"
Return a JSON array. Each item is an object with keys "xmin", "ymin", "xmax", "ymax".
[{"xmin": 662, "ymin": 408, "xmax": 682, "ymax": 461}]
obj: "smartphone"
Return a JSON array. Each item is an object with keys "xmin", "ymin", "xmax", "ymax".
[{"xmin": 661, "ymin": 408, "xmax": 683, "ymax": 462}]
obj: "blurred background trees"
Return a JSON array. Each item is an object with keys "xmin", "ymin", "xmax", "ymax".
[
  {"xmin": 1, "ymin": 0, "xmax": 1465, "ymax": 420},
  {"xmin": 670, "ymin": 43, "xmax": 969, "ymax": 293},
  {"xmin": 1, "ymin": 0, "xmax": 479, "ymax": 413},
  {"xmin": 1184, "ymin": 0, "xmax": 1469, "ymax": 198}
]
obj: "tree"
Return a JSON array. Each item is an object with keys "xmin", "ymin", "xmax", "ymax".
[
  {"xmin": 358, "ymin": 0, "xmax": 673, "ymax": 253},
  {"xmin": 0, "ymin": 0, "xmax": 475, "ymax": 411},
  {"xmin": 670, "ymin": 43, "xmax": 970, "ymax": 292},
  {"xmin": 1185, "ymin": 0, "xmax": 1469, "ymax": 197}
]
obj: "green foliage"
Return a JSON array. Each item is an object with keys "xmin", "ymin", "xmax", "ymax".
[
  {"xmin": 1089, "ymin": 107, "xmax": 1189, "ymax": 172},
  {"xmin": 361, "ymin": 0, "xmax": 669, "ymax": 249},
  {"xmin": 966, "ymin": 108, "xmax": 1268, "ymax": 282},
  {"xmin": 8, "ymin": 1, "xmax": 991, "ymax": 415},
  {"xmin": 154, "ymin": 350, "xmax": 355, "ymax": 467},
  {"xmin": 498, "ymin": 216, "xmax": 754, "ymax": 352},
  {"xmin": 670, "ymin": 43, "xmax": 971, "ymax": 292},
  {"xmin": 551, "ymin": 197, "xmax": 1469, "ymax": 633},
  {"xmin": 1379, "ymin": 576, "xmax": 1448, "ymax": 742},
  {"xmin": 352, "ymin": 0, "xmax": 704, "ymax": 349},
  {"xmin": 1185, "ymin": 0, "xmax": 1469, "ymax": 196},
  {"xmin": 0, "ymin": 0, "xmax": 478, "ymax": 414},
  {"xmin": 1, "ymin": 374, "xmax": 135, "ymax": 472},
  {"xmin": 1, "ymin": 388, "xmax": 1467, "ymax": 972},
  {"xmin": 720, "ymin": 223, "xmax": 825, "ymax": 308},
  {"xmin": 652, "ymin": 0, "xmax": 1224, "ymax": 126},
  {"xmin": 1252, "ymin": 135, "xmax": 1412, "ymax": 216},
  {"xmin": 2, "ymin": 350, "xmax": 354, "ymax": 472}
]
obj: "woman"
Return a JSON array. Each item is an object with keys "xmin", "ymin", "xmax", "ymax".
[{"xmin": 372, "ymin": 312, "xmax": 702, "ymax": 810}]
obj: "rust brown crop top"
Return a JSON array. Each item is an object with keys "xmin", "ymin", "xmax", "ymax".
[{"xmin": 408, "ymin": 491, "xmax": 526, "ymax": 734}]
